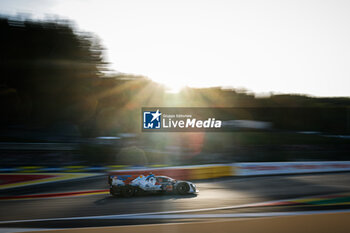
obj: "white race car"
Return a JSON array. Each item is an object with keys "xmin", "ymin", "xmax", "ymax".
[{"xmin": 108, "ymin": 174, "xmax": 197, "ymax": 197}]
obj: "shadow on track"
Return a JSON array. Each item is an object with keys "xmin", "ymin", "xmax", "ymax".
[{"xmin": 94, "ymin": 193, "xmax": 198, "ymax": 205}]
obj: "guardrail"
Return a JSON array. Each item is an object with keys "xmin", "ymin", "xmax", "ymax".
[
  {"xmin": 1, "ymin": 161, "xmax": 350, "ymax": 180},
  {"xmin": 108, "ymin": 164, "xmax": 233, "ymax": 180},
  {"xmin": 0, "ymin": 165, "xmax": 128, "ymax": 173},
  {"xmin": 234, "ymin": 161, "xmax": 350, "ymax": 176}
]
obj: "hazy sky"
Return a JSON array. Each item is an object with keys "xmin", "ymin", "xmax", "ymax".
[{"xmin": 1, "ymin": 0, "xmax": 350, "ymax": 96}]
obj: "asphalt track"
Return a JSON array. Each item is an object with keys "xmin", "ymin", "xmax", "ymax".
[{"xmin": 1, "ymin": 172, "xmax": 350, "ymax": 230}]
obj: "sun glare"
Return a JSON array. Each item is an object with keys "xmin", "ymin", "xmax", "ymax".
[{"xmin": 2, "ymin": 0, "xmax": 350, "ymax": 97}]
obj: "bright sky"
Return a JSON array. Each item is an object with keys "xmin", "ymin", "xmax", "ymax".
[{"xmin": 1, "ymin": 0, "xmax": 350, "ymax": 96}]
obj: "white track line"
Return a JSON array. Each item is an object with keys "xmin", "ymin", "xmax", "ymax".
[
  {"xmin": 92, "ymin": 209, "xmax": 350, "ymax": 219},
  {"xmin": 0, "ymin": 200, "xmax": 275, "ymax": 224},
  {"xmin": 1, "ymin": 209, "xmax": 350, "ymax": 224},
  {"xmin": 1, "ymin": 193, "xmax": 349, "ymax": 225}
]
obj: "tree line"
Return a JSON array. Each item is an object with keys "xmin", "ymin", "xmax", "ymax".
[{"xmin": 1, "ymin": 16, "xmax": 349, "ymax": 137}]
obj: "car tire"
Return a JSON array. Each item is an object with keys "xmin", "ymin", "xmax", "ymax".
[
  {"xmin": 121, "ymin": 185, "xmax": 135, "ymax": 197},
  {"xmin": 176, "ymin": 182, "xmax": 190, "ymax": 195},
  {"xmin": 110, "ymin": 187, "xmax": 118, "ymax": 197}
]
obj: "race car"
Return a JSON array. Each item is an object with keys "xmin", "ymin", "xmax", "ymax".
[{"xmin": 108, "ymin": 174, "xmax": 197, "ymax": 197}]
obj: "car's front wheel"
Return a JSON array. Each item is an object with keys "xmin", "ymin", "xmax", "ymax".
[{"xmin": 176, "ymin": 182, "xmax": 190, "ymax": 195}]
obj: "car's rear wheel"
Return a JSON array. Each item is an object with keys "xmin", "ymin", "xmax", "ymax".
[
  {"xmin": 121, "ymin": 185, "xmax": 135, "ymax": 197},
  {"xmin": 110, "ymin": 187, "xmax": 120, "ymax": 197},
  {"xmin": 176, "ymin": 182, "xmax": 190, "ymax": 195}
]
